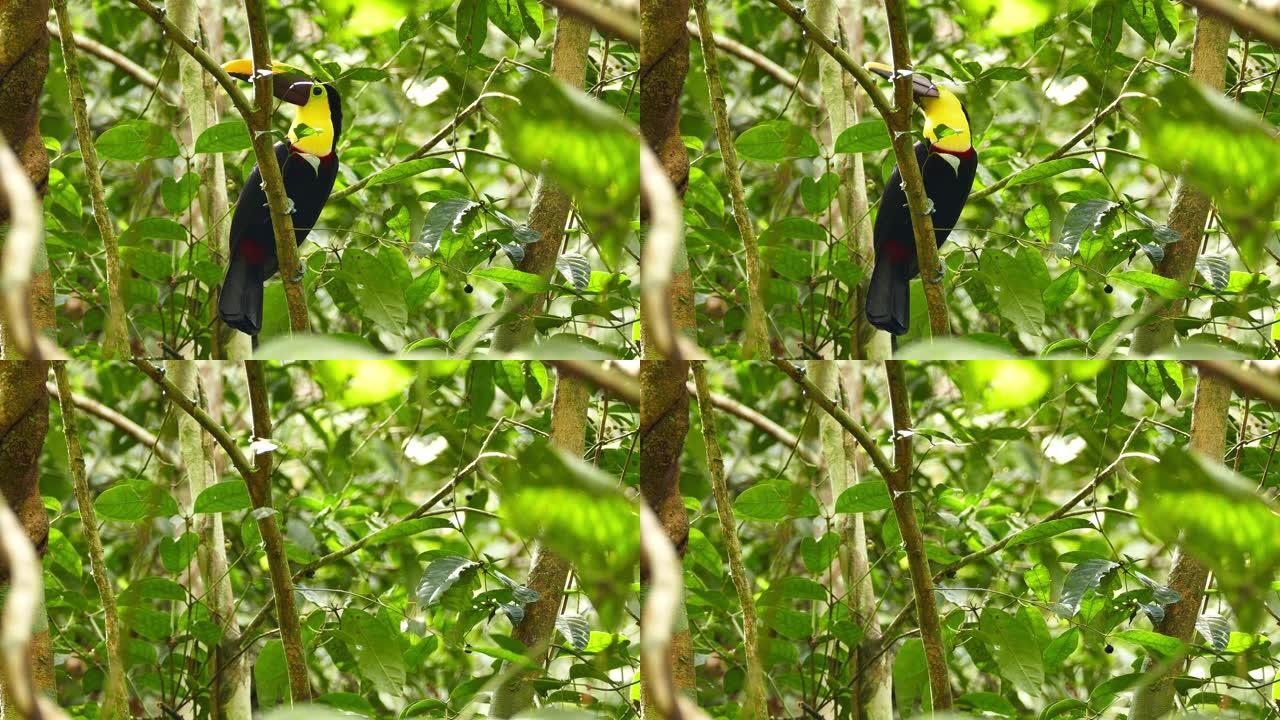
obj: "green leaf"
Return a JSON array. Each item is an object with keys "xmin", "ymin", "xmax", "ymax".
[
  {"xmin": 159, "ymin": 532, "xmax": 198, "ymax": 573},
  {"xmin": 492, "ymin": 74, "xmax": 636, "ymax": 264},
  {"xmin": 981, "ymin": 608, "xmax": 1045, "ymax": 695},
  {"xmin": 1057, "ymin": 559, "xmax": 1119, "ymax": 615},
  {"xmin": 194, "ymin": 119, "xmax": 252, "ymax": 153},
  {"xmin": 96, "ymin": 119, "xmax": 180, "ymax": 161},
  {"xmin": 94, "ymin": 480, "xmax": 179, "ymax": 522},
  {"xmin": 833, "ymin": 481, "xmax": 892, "ymax": 514},
  {"xmin": 342, "ymin": 248, "xmax": 408, "ymax": 331},
  {"xmin": 496, "ymin": 443, "xmax": 637, "ymax": 628},
  {"xmin": 736, "ymin": 120, "xmax": 820, "ymax": 162},
  {"xmin": 341, "ymin": 610, "xmax": 406, "ymax": 694},
  {"xmin": 1138, "ymin": 447, "xmax": 1280, "ymax": 631},
  {"xmin": 1044, "ymin": 628, "xmax": 1079, "ymax": 671},
  {"xmin": 1113, "ymin": 629, "xmax": 1185, "ymax": 657},
  {"xmin": 1043, "ymin": 268, "xmax": 1080, "ymax": 312},
  {"xmin": 455, "ymin": 0, "xmax": 488, "ymax": 57},
  {"xmin": 800, "ymin": 533, "xmax": 839, "ymax": 573},
  {"xmin": 1057, "ymin": 199, "xmax": 1120, "ymax": 256},
  {"xmin": 733, "ymin": 480, "xmax": 820, "ymax": 521},
  {"xmin": 472, "ymin": 267, "xmax": 550, "ymax": 292},
  {"xmin": 1002, "ymin": 157, "xmax": 1093, "ymax": 190},
  {"xmin": 1004, "ymin": 517, "xmax": 1093, "ymax": 549},
  {"xmin": 1139, "ymin": 76, "xmax": 1280, "ymax": 266},
  {"xmin": 833, "ymin": 119, "xmax": 892, "ymax": 154},
  {"xmin": 255, "ymin": 639, "xmax": 289, "ymax": 708},
  {"xmin": 800, "ymin": 172, "xmax": 840, "ymax": 214},
  {"xmin": 160, "ymin": 172, "xmax": 200, "ymax": 213},
  {"xmin": 121, "ymin": 246, "xmax": 172, "ymax": 282},
  {"xmin": 893, "ymin": 638, "xmax": 931, "ymax": 714},
  {"xmin": 360, "ymin": 158, "xmax": 453, "ymax": 189},
  {"xmin": 362, "ymin": 518, "xmax": 452, "ymax": 548},
  {"xmin": 193, "ymin": 481, "xmax": 251, "ymax": 513},
  {"xmin": 1112, "ymin": 270, "xmax": 1188, "ymax": 299},
  {"xmin": 981, "ymin": 248, "xmax": 1046, "ymax": 335},
  {"xmin": 416, "ymin": 555, "xmax": 482, "ymax": 606}
]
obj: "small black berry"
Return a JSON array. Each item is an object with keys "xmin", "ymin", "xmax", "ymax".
[
  {"xmin": 1104, "ymin": 284, "xmax": 1114, "ymax": 294},
  {"xmin": 464, "ymin": 283, "xmax": 474, "ymax": 294},
  {"xmin": 1105, "ymin": 644, "xmax": 1114, "ymax": 654}
]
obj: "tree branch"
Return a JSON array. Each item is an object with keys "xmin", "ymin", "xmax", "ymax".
[
  {"xmin": 0, "ymin": 132, "xmax": 61, "ymax": 360},
  {"xmin": 692, "ymin": 362, "xmax": 767, "ymax": 718},
  {"xmin": 43, "ymin": 382, "xmax": 180, "ymax": 469},
  {"xmin": 884, "ymin": 360, "xmax": 952, "ymax": 709},
  {"xmin": 243, "ymin": 360, "xmax": 310, "ymax": 701},
  {"xmin": 547, "ymin": 360, "xmax": 641, "ymax": 406},
  {"xmin": 132, "ymin": 359, "xmax": 256, "ymax": 480},
  {"xmin": 686, "ymin": 23, "xmax": 821, "ymax": 107},
  {"xmin": 969, "ymin": 92, "xmax": 1148, "ymax": 201},
  {"xmin": 543, "ymin": 0, "xmax": 639, "ymax": 45},
  {"xmin": 328, "ymin": 92, "xmax": 515, "ymax": 202},
  {"xmin": 52, "ymin": 362, "xmax": 128, "ymax": 719},
  {"xmin": 0, "ymin": 499, "xmax": 72, "ymax": 720},
  {"xmin": 45, "ymin": 21, "xmax": 166, "ymax": 98},
  {"xmin": 693, "ymin": 0, "xmax": 769, "ymax": 357},
  {"xmin": 771, "ymin": 359, "xmax": 895, "ymax": 479},
  {"xmin": 52, "ymin": 0, "xmax": 129, "ymax": 357},
  {"xmin": 1182, "ymin": 0, "xmax": 1280, "ymax": 47}
]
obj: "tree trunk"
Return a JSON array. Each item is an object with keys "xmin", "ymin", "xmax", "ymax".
[
  {"xmin": 1128, "ymin": 370, "xmax": 1231, "ymax": 718},
  {"xmin": 639, "ymin": 359, "xmax": 693, "ymax": 714},
  {"xmin": 170, "ymin": 0, "xmax": 247, "ymax": 360},
  {"xmin": 168, "ymin": 362, "xmax": 251, "ymax": 720},
  {"xmin": 1131, "ymin": 11, "xmax": 1231, "ymax": 355},
  {"xmin": 0, "ymin": 0, "xmax": 54, "ymax": 354},
  {"xmin": 639, "ymin": 0, "xmax": 697, "ymax": 356},
  {"xmin": 811, "ymin": 0, "xmax": 888, "ymax": 360},
  {"xmin": 811, "ymin": 361, "xmax": 891, "ymax": 719},
  {"xmin": 0, "ymin": 361, "xmax": 54, "ymax": 711},
  {"xmin": 490, "ymin": 373, "xmax": 590, "ymax": 716},
  {"xmin": 492, "ymin": 12, "xmax": 593, "ymax": 352}
]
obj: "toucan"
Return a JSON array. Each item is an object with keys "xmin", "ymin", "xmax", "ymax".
[
  {"xmin": 217, "ymin": 59, "xmax": 342, "ymax": 336},
  {"xmin": 864, "ymin": 62, "xmax": 977, "ymax": 336}
]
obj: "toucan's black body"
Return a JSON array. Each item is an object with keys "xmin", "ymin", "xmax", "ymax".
[
  {"xmin": 217, "ymin": 73, "xmax": 342, "ymax": 336},
  {"xmin": 866, "ymin": 141, "xmax": 978, "ymax": 335}
]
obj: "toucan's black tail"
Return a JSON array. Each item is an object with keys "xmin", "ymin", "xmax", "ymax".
[
  {"xmin": 218, "ymin": 255, "xmax": 264, "ymax": 336},
  {"xmin": 866, "ymin": 255, "xmax": 910, "ymax": 336}
]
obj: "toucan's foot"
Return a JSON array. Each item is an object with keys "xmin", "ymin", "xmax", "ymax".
[
  {"xmin": 291, "ymin": 267, "xmax": 305, "ymax": 283},
  {"xmin": 284, "ymin": 197, "xmax": 297, "ymax": 214},
  {"xmin": 924, "ymin": 197, "xmax": 936, "ymax": 215},
  {"xmin": 928, "ymin": 268, "xmax": 945, "ymax": 284}
]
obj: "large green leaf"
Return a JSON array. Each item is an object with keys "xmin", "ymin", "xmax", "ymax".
[
  {"xmin": 492, "ymin": 74, "xmax": 637, "ymax": 264},
  {"xmin": 1138, "ymin": 447, "xmax": 1280, "ymax": 631},
  {"xmin": 96, "ymin": 119, "xmax": 179, "ymax": 161},
  {"xmin": 1139, "ymin": 76, "xmax": 1280, "ymax": 266},
  {"xmin": 736, "ymin": 120, "xmax": 820, "ymax": 161}
]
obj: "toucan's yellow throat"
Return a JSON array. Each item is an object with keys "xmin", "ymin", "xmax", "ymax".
[
  {"xmin": 920, "ymin": 89, "xmax": 971, "ymax": 153},
  {"xmin": 222, "ymin": 59, "xmax": 337, "ymax": 157},
  {"xmin": 863, "ymin": 62, "xmax": 971, "ymax": 153}
]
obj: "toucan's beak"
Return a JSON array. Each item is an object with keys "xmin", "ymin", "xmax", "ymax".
[
  {"xmin": 222, "ymin": 58, "xmax": 314, "ymax": 106},
  {"xmin": 864, "ymin": 61, "xmax": 940, "ymax": 100}
]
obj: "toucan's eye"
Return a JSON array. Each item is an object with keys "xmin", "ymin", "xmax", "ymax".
[{"xmin": 312, "ymin": 86, "xmax": 323, "ymax": 96}]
